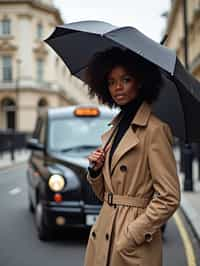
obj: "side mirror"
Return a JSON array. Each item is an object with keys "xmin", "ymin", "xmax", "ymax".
[{"xmin": 26, "ymin": 138, "xmax": 44, "ymax": 151}]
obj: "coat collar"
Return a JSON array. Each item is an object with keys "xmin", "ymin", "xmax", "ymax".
[{"xmin": 109, "ymin": 101, "xmax": 152, "ymax": 127}]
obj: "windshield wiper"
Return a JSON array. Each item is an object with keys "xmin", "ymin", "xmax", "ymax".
[{"xmin": 59, "ymin": 145, "xmax": 99, "ymax": 152}]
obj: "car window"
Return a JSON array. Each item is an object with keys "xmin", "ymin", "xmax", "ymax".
[{"xmin": 48, "ymin": 117, "xmax": 112, "ymax": 151}]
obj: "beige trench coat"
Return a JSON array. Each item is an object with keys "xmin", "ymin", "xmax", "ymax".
[{"xmin": 84, "ymin": 101, "xmax": 181, "ymax": 266}]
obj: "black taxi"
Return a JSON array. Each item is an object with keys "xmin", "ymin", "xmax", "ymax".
[{"xmin": 26, "ymin": 105, "xmax": 118, "ymax": 241}]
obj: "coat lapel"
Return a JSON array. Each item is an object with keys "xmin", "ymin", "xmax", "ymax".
[
  {"xmin": 101, "ymin": 113, "xmax": 122, "ymax": 192},
  {"xmin": 101, "ymin": 125, "xmax": 117, "ymax": 192},
  {"xmin": 110, "ymin": 101, "xmax": 152, "ymax": 175},
  {"xmin": 101, "ymin": 126, "xmax": 116, "ymax": 150},
  {"xmin": 110, "ymin": 126, "xmax": 139, "ymax": 174}
]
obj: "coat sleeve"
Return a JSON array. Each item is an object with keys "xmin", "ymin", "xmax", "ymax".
[
  {"xmin": 127, "ymin": 122, "xmax": 181, "ymax": 245},
  {"xmin": 87, "ymin": 171, "xmax": 105, "ymax": 202}
]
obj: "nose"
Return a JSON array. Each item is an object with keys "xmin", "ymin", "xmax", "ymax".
[{"xmin": 115, "ymin": 80, "xmax": 123, "ymax": 90}]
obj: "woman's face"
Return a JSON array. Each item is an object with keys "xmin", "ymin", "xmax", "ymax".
[{"xmin": 108, "ymin": 65, "xmax": 140, "ymax": 106}]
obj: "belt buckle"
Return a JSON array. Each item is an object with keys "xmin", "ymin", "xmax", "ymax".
[{"xmin": 107, "ymin": 192, "xmax": 113, "ymax": 206}]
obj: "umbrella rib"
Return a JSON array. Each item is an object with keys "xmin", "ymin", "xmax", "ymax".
[
  {"xmin": 173, "ymin": 78, "xmax": 188, "ymax": 143},
  {"xmin": 45, "ymin": 27, "xmax": 83, "ymax": 42}
]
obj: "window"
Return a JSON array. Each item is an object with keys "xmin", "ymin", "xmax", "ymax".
[
  {"xmin": 0, "ymin": 19, "xmax": 11, "ymax": 35},
  {"xmin": 49, "ymin": 117, "xmax": 111, "ymax": 151},
  {"xmin": 37, "ymin": 23, "xmax": 43, "ymax": 39},
  {"xmin": 2, "ymin": 56, "xmax": 12, "ymax": 81},
  {"xmin": 36, "ymin": 59, "xmax": 44, "ymax": 82},
  {"xmin": 2, "ymin": 98, "xmax": 16, "ymax": 129}
]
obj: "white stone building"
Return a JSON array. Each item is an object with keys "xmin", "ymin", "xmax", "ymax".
[
  {"xmin": 0, "ymin": 0, "xmax": 93, "ymax": 132},
  {"xmin": 166, "ymin": 0, "xmax": 200, "ymax": 77}
]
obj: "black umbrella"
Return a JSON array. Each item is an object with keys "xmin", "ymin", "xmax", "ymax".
[{"xmin": 45, "ymin": 20, "xmax": 200, "ymax": 144}]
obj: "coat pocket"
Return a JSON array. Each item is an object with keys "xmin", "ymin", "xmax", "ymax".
[
  {"xmin": 116, "ymin": 207, "xmax": 139, "ymax": 254},
  {"xmin": 116, "ymin": 227, "xmax": 137, "ymax": 253}
]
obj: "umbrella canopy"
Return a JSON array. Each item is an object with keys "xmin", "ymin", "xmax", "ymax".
[{"xmin": 45, "ymin": 20, "xmax": 200, "ymax": 142}]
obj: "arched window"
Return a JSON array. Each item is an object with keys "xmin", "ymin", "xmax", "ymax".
[{"xmin": 1, "ymin": 98, "xmax": 15, "ymax": 129}]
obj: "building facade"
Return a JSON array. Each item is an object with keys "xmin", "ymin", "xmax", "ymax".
[
  {"xmin": 166, "ymin": 0, "xmax": 200, "ymax": 78},
  {"xmin": 0, "ymin": 0, "xmax": 93, "ymax": 132}
]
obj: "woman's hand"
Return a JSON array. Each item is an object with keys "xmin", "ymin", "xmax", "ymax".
[
  {"xmin": 116, "ymin": 228, "xmax": 137, "ymax": 254},
  {"xmin": 88, "ymin": 145, "xmax": 110, "ymax": 171}
]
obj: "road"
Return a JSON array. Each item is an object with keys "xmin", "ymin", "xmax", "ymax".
[{"xmin": 0, "ymin": 164, "xmax": 199, "ymax": 266}]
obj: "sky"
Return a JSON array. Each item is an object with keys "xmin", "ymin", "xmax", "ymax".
[{"xmin": 53, "ymin": 0, "xmax": 171, "ymax": 42}]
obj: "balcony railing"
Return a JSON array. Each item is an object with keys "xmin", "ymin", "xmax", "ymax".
[{"xmin": 0, "ymin": 79, "xmax": 62, "ymax": 92}]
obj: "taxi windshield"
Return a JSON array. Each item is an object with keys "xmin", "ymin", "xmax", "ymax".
[{"xmin": 48, "ymin": 117, "xmax": 112, "ymax": 152}]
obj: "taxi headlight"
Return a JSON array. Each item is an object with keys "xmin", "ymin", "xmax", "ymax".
[{"xmin": 48, "ymin": 174, "xmax": 65, "ymax": 192}]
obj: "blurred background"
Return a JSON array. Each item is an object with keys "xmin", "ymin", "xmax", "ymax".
[{"xmin": 0, "ymin": 1, "xmax": 200, "ymax": 266}]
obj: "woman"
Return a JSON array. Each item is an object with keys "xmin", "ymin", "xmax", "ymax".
[{"xmin": 84, "ymin": 47, "xmax": 180, "ymax": 266}]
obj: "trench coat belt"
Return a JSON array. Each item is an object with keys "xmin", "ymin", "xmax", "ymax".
[{"xmin": 104, "ymin": 192, "xmax": 150, "ymax": 209}]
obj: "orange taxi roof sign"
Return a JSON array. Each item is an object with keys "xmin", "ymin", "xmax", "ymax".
[{"xmin": 74, "ymin": 107, "xmax": 100, "ymax": 117}]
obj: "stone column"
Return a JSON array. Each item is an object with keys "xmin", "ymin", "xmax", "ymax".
[
  {"xmin": 17, "ymin": 13, "xmax": 33, "ymax": 86},
  {"xmin": 17, "ymin": 14, "xmax": 33, "ymax": 130}
]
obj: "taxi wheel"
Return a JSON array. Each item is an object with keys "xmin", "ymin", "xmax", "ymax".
[
  {"xmin": 28, "ymin": 195, "xmax": 34, "ymax": 213},
  {"xmin": 35, "ymin": 201, "xmax": 53, "ymax": 241}
]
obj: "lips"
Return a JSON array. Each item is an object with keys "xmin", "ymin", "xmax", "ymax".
[{"xmin": 115, "ymin": 94, "xmax": 126, "ymax": 99}]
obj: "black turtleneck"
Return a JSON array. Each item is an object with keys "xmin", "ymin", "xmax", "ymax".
[{"xmin": 109, "ymin": 95, "xmax": 144, "ymax": 169}]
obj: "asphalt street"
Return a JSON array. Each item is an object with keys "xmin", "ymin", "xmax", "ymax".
[{"xmin": 0, "ymin": 164, "xmax": 199, "ymax": 266}]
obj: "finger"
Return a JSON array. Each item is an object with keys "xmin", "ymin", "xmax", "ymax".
[
  {"xmin": 95, "ymin": 148, "xmax": 104, "ymax": 153},
  {"xmin": 88, "ymin": 154, "xmax": 98, "ymax": 161},
  {"xmin": 89, "ymin": 155, "xmax": 103, "ymax": 163},
  {"xmin": 96, "ymin": 160, "xmax": 104, "ymax": 168},
  {"xmin": 96, "ymin": 147, "xmax": 103, "ymax": 153},
  {"xmin": 93, "ymin": 151, "xmax": 105, "ymax": 157},
  {"xmin": 93, "ymin": 152, "xmax": 102, "ymax": 157},
  {"xmin": 93, "ymin": 151, "xmax": 104, "ymax": 156},
  {"xmin": 97, "ymin": 157, "xmax": 105, "ymax": 163}
]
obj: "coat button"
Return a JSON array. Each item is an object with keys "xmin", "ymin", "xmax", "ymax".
[
  {"xmin": 145, "ymin": 232, "xmax": 152, "ymax": 242},
  {"xmin": 92, "ymin": 231, "xmax": 96, "ymax": 239},
  {"xmin": 105, "ymin": 233, "xmax": 109, "ymax": 240},
  {"xmin": 120, "ymin": 165, "xmax": 127, "ymax": 172}
]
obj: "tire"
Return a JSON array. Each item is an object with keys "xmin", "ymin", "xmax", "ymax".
[
  {"xmin": 35, "ymin": 201, "xmax": 53, "ymax": 241},
  {"xmin": 28, "ymin": 195, "xmax": 34, "ymax": 213}
]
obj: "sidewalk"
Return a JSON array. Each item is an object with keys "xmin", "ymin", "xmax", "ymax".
[
  {"xmin": 0, "ymin": 150, "xmax": 30, "ymax": 170},
  {"xmin": 174, "ymin": 147, "xmax": 200, "ymax": 242}
]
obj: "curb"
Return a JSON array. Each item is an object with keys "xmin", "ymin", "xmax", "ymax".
[
  {"xmin": 174, "ymin": 147, "xmax": 200, "ymax": 243},
  {"xmin": 0, "ymin": 160, "xmax": 28, "ymax": 172},
  {"xmin": 0, "ymin": 150, "xmax": 30, "ymax": 171},
  {"xmin": 180, "ymin": 195, "xmax": 200, "ymax": 243}
]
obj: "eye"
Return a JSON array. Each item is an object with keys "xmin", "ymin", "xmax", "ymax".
[
  {"xmin": 123, "ymin": 76, "xmax": 132, "ymax": 83},
  {"xmin": 108, "ymin": 79, "xmax": 115, "ymax": 86}
]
